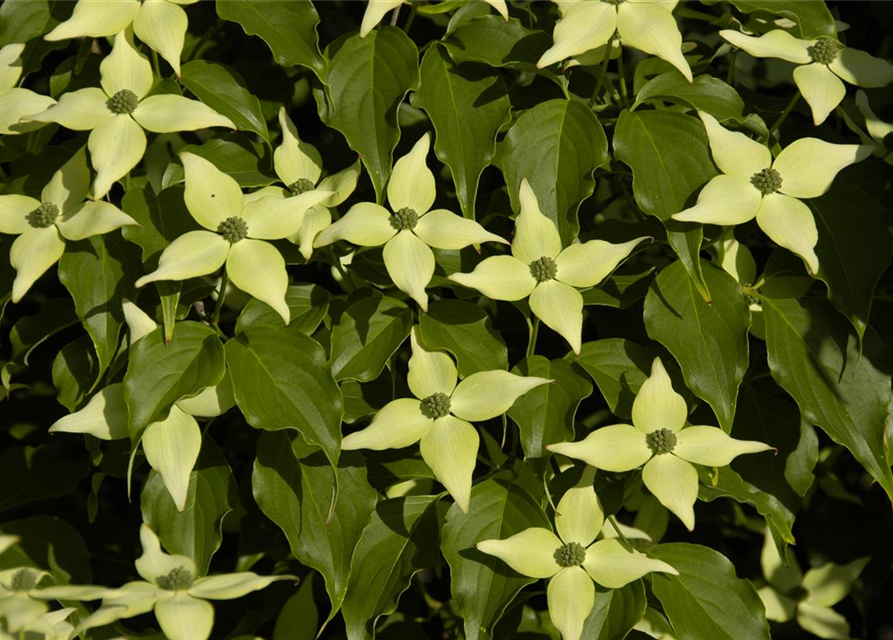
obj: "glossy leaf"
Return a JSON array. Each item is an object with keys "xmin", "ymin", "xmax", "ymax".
[
  {"xmin": 442, "ymin": 14, "xmax": 552, "ymax": 71},
  {"xmin": 575, "ymin": 339, "xmax": 653, "ymax": 419},
  {"xmin": 236, "ymin": 283, "xmax": 331, "ymax": 335},
  {"xmin": 633, "ymin": 72, "xmax": 745, "ymax": 122},
  {"xmin": 418, "ymin": 299, "xmax": 508, "ymax": 377},
  {"xmin": 726, "ymin": 1, "xmax": 836, "ymax": 38},
  {"xmin": 180, "ymin": 60, "xmax": 269, "ymax": 141}
]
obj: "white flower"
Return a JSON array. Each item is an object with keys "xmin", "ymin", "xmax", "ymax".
[
  {"xmin": 0, "ymin": 43, "xmax": 55, "ymax": 135},
  {"xmin": 855, "ymin": 90, "xmax": 893, "ymax": 165}
]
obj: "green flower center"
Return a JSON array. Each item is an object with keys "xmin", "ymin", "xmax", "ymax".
[
  {"xmin": 288, "ymin": 178, "xmax": 316, "ymax": 196},
  {"xmin": 217, "ymin": 216, "xmax": 248, "ymax": 243},
  {"xmin": 155, "ymin": 566, "xmax": 194, "ymax": 591},
  {"xmin": 750, "ymin": 168, "xmax": 783, "ymax": 196},
  {"xmin": 883, "ymin": 132, "xmax": 893, "ymax": 152},
  {"xmin": 390, "ymin": 207, "xmax": 418, "ymax": 231},
  {"xmin": 646, "ymin": 428, "xmax": 677, "ymax": 455},
  {"xmin": 28, "ymin": 202, "xmax": 59, "ymax": 228},
  {"xmin": 421, "ymin": 392, "xmax": 451, "ymax": 419},
  {"xmin": 529, "ymin": 256, "xmax": 558, "ymax": 283},
  {"xmin": 10, "ymin": 568, "xmax": 37, "ymax": 592},
  {"xmin": 808, "ymin": 39, "xmax": 839, "ymax": 65},
  {"xmin": 553, "ymin": 542, "xmax": 586, "ymax": 567},
  {"xmin": 106, "ymin": 89, "xmax": 139, "ymax": 115}
]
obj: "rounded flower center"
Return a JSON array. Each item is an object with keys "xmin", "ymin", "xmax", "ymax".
[
  {"xmin": 646, "ymin": 428, "xmax": 677, "ymax": 455},
  {"xmin": 554, "ymin": 542, "xmax": 586, "ymax": 567},
  {"xmin": 529, "ymin": 256, "xmax": 558, "ymax": 283},
  {"xmin": 750, "ymin": 168, "xmax": 783, "ymax": 196},
  {"xmin": 28, "ymin": 202, "xmax": 59, "ymax": 228},
  {"xmin": 155, "ymin": 566, "xmax": 194, "ymax": 591},
  {"xmin": 106, "ymin": 89, "xmax": 139, "ymax": 115},
  {"xmin": 883, "ymin": 132, "xmax": 893, "ymax": 152},
  {"xmin": 808, "ymin": 39, "xmax": 839, "ymax": 65},
  {"xmin": 390, "ymin": 207, "xmax": 418, "ymax": 231},
  {"xmin": 421, "ymin": 392, "xmax": 451, "ymax": 419},
  {"xmin": 218, "ymin": 216, "xmax": 248, "ymax": 243},
  {"xmin": 288, "ymin": 178, "xmax": 316, "ymax": 196},
  {"xmin": 10, "ymin": 568, "xmax": 37, "ymax": 592}
]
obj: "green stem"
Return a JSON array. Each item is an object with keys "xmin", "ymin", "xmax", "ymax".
[
  {"xmin": 403, "ymin": 2, "xmax": 418, "ymax": 33},
  {"xmin": 151, "ymin": 49, "xmax": 162, "ymax": 78},
  {"xmin": 389, "ymin": 4, "xmax": 401, "ymax": 26},
  {"xmin": 607, "ymin": 515, "xmax": 634, "ymax": 551},
  {"xmin": 526, "ymin": 315, "xmax": 540, "ymax": 358},
  {"xmin": 212, "ymin": 270, "xmax": 229, "ymax": 326},
  {"xmin": 769, "ymin": 91, "xmax": 801, "ymax": 136},
  {"xmin": 616, "ymin": 47, "xmax": 630, "ymax": 108},
  {"xmin": 676, "ymin": 7, "xmax": 719, "ymax": 21},
  {"xmin": 726, "ymin": 50, "xmax": 737, "ymax": 86},
  {"xmin": 589, "ymin": 34, "xmax": 615, "ymax": 109}
]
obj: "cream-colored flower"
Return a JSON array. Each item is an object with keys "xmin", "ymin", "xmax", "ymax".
[
  {"xmin": 360, "ymin": 0, "xmax": 508, "ymax": 37},
  {"xmin": 855, "ymin": 90, "xmax": 893, "ymax": 165},
  {"xmin": 0, "ymin": 43, "xmax": 55, "ymax": 135}
]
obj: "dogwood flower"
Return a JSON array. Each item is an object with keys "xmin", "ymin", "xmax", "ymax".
[
  {"xmin": 49, "ymin": 300, "xmax": 235, "ymax": 511},
  {"xmin": 44, "ymin": 0, "xmax": 200, "ymax": 75},
  {"xmin": 342, "ymin": 327, "xmax": 550, "ymax": 512},
  {"xmin": 72, "ymin": 525, "xmax": 293, "ymax": 640},
  {"xmin": 0, "ymin": 43, "xmax": 56, "ymax": 135},
  {"xmin": 720, "ymin": 29, "xmax": 893, "ymax": 125},
  {"xmin": 25, "ymin": 31, "xmax": 234, "ymax": 199},
  {"xmin": 0, "ymin": 146, "xmax": 138, "ymax": 303},
  {"xmin": 360, "ymin": 0, "xmax": 508, "ymax": 37},
  {"xmin": 314, "ymin": 133, "xmax": 507, "ymax": 310},
  {"xmin": 477, "ymin": 470, "xmax": 677, "ymax": 640},
  {"xmin": 671, "ymin": 111, "xmax": 873, "ymax": 275},
  {"xmin": 537, "ymin": 0, "xmax": 692, "ymax": 82},
  {"xmin": 1, "ymin": 607, "xmax": 78, "ymax": 640},
  {"xmin": 135, "ymin": 153, "xmax": 333, "ymax": 323},
  {"xmin": 855, "ymin": 90, "xmax": 893, "ymax": 164},
  {"xmin": 0, "ymin": 566, "xmax": 108, "ymax": 634},
  {"xmin": 757, "ymin": 529, "xmax": 869, "ymax": 640},
  {"xmin": 547, "ymin": 358, "xmax": 772, "ymax": 530},
  {"xmin": 449, "ymin": 179, "xmax": 647, "ymax": 355}
]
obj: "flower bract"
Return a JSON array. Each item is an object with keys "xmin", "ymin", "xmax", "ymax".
[
  {"xmin": 0, "ymin": 43, "xmax": 56, "ymax": 135},
  {"xmin": 360, "ymin": 0, "xmax": 508, "ymax": 37},
  {"xmin": 855, "ymin": 90, "xmax": 893, "ymax": 165}
]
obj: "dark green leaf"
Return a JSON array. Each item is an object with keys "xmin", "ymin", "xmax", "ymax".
[
  {"xmin": 0, "ymin": 515, "xmax": 91, "ymax": 583},
  {"xmin": 633, "ymin": 72, "xmax": 745, "ymax": 122},
  {"xmin": 0, "ymin": 0, "xmax": 57, "ymax": 46},
  {"xmin": 581, "ymin": 270, "xmax": 655, "ymax": 309},
  {"xmin": 442, "ymin": 15, "xmax": 552, "ymax": 71},
  {"xmin": 0, "ymin": 446, "xmax": 90, "ymax": 512},
  {"xmin": 575, "ymin": 339, "xmax": 654, "ymax": 419},
  {"xmin": 341, "ymin": 369, "xmax": 394, "ymax": 424},
  {"xmin": 726, "ymin": 1, "xmax": 836, "ymax": 38},
  {"xmin": 584, "ymin": 580, "xmax": 647, "ymax": 640},
  {"xmin": 180, "ymin": 135, "xmax": 277, "ymax": 188},
  {"xmin": 122, "ymin": 185, "xmax": 200, "ymax": 267},
  {"xmin": 2, "ymin": 298, "xmax": 78, "ymax": 388},
  {"xmin": 418, "ymin": 299, "xmax": 508, "ymax": 377},
  {"xmin": 236, "ymin": 283, "xmax": 331, "ymax": 335},
  {"xmin": 51, "ymin": 335, "xmax": 99, "ymax": 411}
]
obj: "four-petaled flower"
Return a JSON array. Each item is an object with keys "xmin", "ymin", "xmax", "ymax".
[
  {"xmin": 477, "ymin": 469, "xmax": 678, "ymax": 640},
  {"xmin": 548, "ymin": 357, "xmax": 772, "ymax": 530},
  {"xmin": 25, "ymin": 30, "xmax": 234, "ymax": 199},
  {"xmin": 449, "ymin": 179, "xmax": 648, "ymax": 355},
  {"xmin": 72, "ymin": 525, "xmax": 293, "ymax": 640},
  {"xmin": 855, "ymin": 90, "xmax": 893, "ymax": 165},
  {"xmin": 0, "ymin": 146, "xmax": 138, "ymax": 302},
  {"xmin": 720, "ymin": 29, "xmax": 893, "ymax": 126},
  {"xmin": 0, "ymin": 43, "xmax": 55, "ymax": 135},
  {"xmin": 537, "ymin": 0, "xmax": 692, "ymax": 82},
  {"xmin": 671, "ymin": 111, "xmax": 873, "ymax": 275},
  {"xmin": 342, "ymin": 327, "xmax": 551, "ymax": 512},
  {"xmin": 360, "ymin": 0, "xmax": 508, "ymax": 37},
  {"xmin": 45, "ymin": 0, "xmax": 201, "ymax": 75},
  {"xmin": 135, "ymin": 153, "xmax": 334, "ymax": 323},
  {"xmin": 314, "ymin": 133, "xmax": 508, "ymax": 310}
]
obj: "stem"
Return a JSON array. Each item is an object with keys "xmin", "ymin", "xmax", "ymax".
[
  {"xmin": 589, "ymin": 34, "xmax": 615, "ymax": 109},
  {"xmin": 403, "ymin": 2, "xmax": 418, "ymax": 33},
  {"xmin": 389, "ymin": 4, "xmax": 401, "ymax": 26},
  {"xmin": 726, "ymin": 50, "xmax": 737, "ymax": 86},
  {"xmin": 769, "ymin": 91, "xmax": 801, "ymax": 136},
  {"xmin": 151, "ymin": 49, "xmax": 162, "ymax": 78},
  {"xmin": 676, "ymin": 7, "xmax": 719, "ymax": 22},
  {"xmin": 607, "ymin": 515, "xmax": 635, "ymax": 551},
  {"xmin": 212, "ymin": 270, "xmax": 228, "ymax": 326},
  {"xmin": 616, "ymin": 46, "xmax": 630, "ymax": 108},
  {"xmin": 526, "ymin": 316, "xmax": 540, "ymax": 358}
]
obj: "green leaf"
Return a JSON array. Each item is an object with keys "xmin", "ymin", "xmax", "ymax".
[
  {"xmin": 0, "ymin": 515, "xmax": 92, "ymax": 583},
  {"xmin": 810, "ymin": 183, "xmax": 892, "ymax": 341},
  {"xmin": 762, "ymin": 296, "xmax": 893, "ymax": 503},
  {"xmin": 0, "ymin": 446, "xmax": 90, "ymax": 512},
  {"xmin": 644, "ymin": 260, "xmax": 750, "ymax": 432},
  {"xmin": 330, "ymin": 293, "xmax": 413, "ymax": 383},
  {"xmin": 58, "ymin": 234, "xmax": 142, "ymax": 388},
  {"xmin": 411, "ymin": 46, "xmax": 511, "ymax": 219},
  {"xmin": 508, "ymin": 356, "xmax": 591, "ymax": 459},
  {"xmin": 180, "ymin": 60, "xmax": 270, "ymax": 142},
  {"xmin": 216, "ymin": 0, "xmax": 326, "ymax": 76},
  {"xmin": 123, "ymin": 322, "xmax": 225, "ymax": 436},
  {"xmin": 236, "ymin": 283, "xmax": 331, "ymax": 335},
  {"xmin": 442, "ymin": 14, "xmax": 552, "ymax": 71},
  {"xmin": 253, "ymin": 431, "xmax": 377, "ymax": 624},
  {"xmin": 575, "ymin": 339, "xmax": 654, "ymax": 419},
  {"xmin": 496, "ymin": 99, "xmax": 608, "ymax": 244},
  {"xmin": 321, "ymin": 28, "xmax": 420, "ymax": 202},
  {"xmin": 122, "ymin": 186, "xmax": 200, "ymax": 266},
  {"xmin": 0, "ymin": 0, "xmax": 56, "ymax": 46},
  {"xmin": 613, "ymin": 109, "xmax": 717, "ymax": 300},
  {"xmin": 2, "ymin": 298, "xmax": 78, "ymax": 388},
  {"xmin": 341, "ymin": 495, "xmax": 440, "ymax": 640},
  {"xmin": 726, "ymin": 1, "xmax": 836, "ymax": 38},
  {"xmin": 141, "ymin": 437, "xmax": 236, "ymax": 576},
  {"xmin": 418, "ymin": 299, "xmax": 508, "ymax": 377},
  {"xmin": 225, "ymin": 325, "xmax": 343, "ymax": 466},
  {"xmin": 274, "ymin": 573, "xmax": 320, "ymax": 640},
  {"xmin": 584, "ymin": 580, "xmax": 647, "ymax": 640},
  {"xmin": 632, "ymin": 72, "xmax": 745, "ymax": 122},
  {"xmin": 440, "ymin": 476, "xmax": 551, "ymax": 640},
  {"xmin": 581, "ymin": 269, "xmax": 655, "ymax": 310},
  {"xmin": 51, "ymin": 335, "xmax": 99, "ymax": 411},
  {"xmin": 341, "ymin": 369, "xmax": 394, "ymax": 424},
  {"xmin": 180, "ymin": 135, "xmax": 277, "ymax": 188}
]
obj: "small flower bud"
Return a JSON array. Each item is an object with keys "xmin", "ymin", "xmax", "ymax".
[
  {"xmin": 646, "ymin": 428, "xmax": 677, "ymax": 455},
  {"xmin": 106, "ymin": 89, "xmax": 139, "ymax": 115},
  {"xmin": 156, "ymin": 566, "xmax": 195, "ymax": 591},
  {"xmin": 10, "ymin": 568, "xmax": 38, "ymax": 592},
  {"xmin": 553, "ymin": 542, "xmax": 586, "ymax": 567},
  {"xmin": 288, "ymin": 178, "xmax": 316, "ymax": 196},
  {"xmin": 529, "ymin": 256, "xmax": 558, "ymax": 283},
  {"xmin": 750, "ymin": 168, "xmax": 783, "ymax": 196},
  {"xmin": 218, "ymin": 216, "xmax": 249, "ymax": 243},
  {"xmin": 390, "ymin": 207, "xmax": 418, "ymax": 231},
  {"xmin": 28, "ymin": 202, "xmax": 59, "ymax": 228},
  {"xmin": 808, "ymin": 39, "xmax": 839, "ymax": 65},
  {"xmin": 421, "ymin": 392, "xmax": 451, "ymax": 419}
]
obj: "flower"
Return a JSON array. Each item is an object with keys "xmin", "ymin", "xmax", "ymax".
[
  {"xmin": 757, "ymin": 529, "xmax": 869, "ymax": 640},
  {"xmin": 671, "ymin": 111, "xmax": 874, "ymax": 275},
  {"xmin": 313, "ymin": 133, "xmax": 508, "ymax": 310},
  {"xmin": 72, "ymin": 525, "xmax": 293, "ymax": 640},
  {"xmin": 449, "ymin": 179, "xmax": 648, "ymax": 355},
  {"xmin": 855, "ymin": 90, "xmax": 893, "ymax": 165},
  {"xmin": 537, "ymin": 0, "xmax": 692, "ymax": 82},
  {"xmin": 476, "ymin": 470, "xmax": 677, "ymax": 640},
  {"xmin": 0, "ymin": 43, "xmax": 55, "ymax": 135},
  {"xmin": 1, "ymin": 607, "xmax": 78, "ymax": 640},
  {"xmin": 49, "ymin": 300, "xmax": 235, "ymax": 511},
  {"xmin": 25, "ymin": 30, "xmax": 234, "ymax": 199},
  {"xmin": 135, "ymin": 153, "xmax": 334, "ymax": 323},
  {"xmin": 720, "ymin": 29, "xmax": 893, "ymax": 126},
  {"xmin": 547, "ymin": 357, "xmax": 772, "ymax": 530},
  {"xmin": 360, "ymin": 0, "xmax": 508, "ymax": 37},
  {"xmin": 0, "ymin": 146, "xmax": 138, "ymax": 302},
  {"xmin": 342, "ymin": 327, "xmax": 551, "ymax": 512},
  {"xmin": 44, "ymin": 0, "xmax": 200, "ymax": 76}
]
